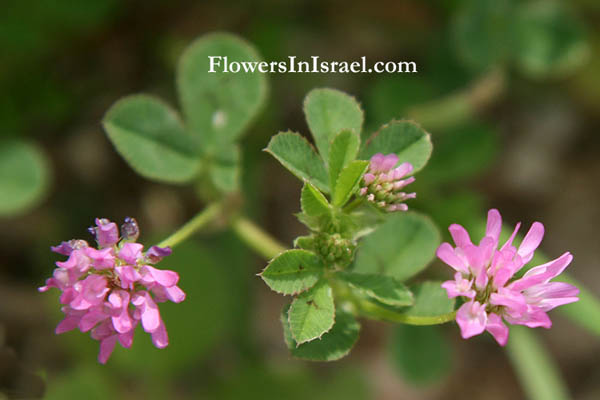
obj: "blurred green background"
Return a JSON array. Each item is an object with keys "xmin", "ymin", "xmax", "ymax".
[{"xmin": 1, "ymin": 0, "xmax": 600, "ymax": 399}]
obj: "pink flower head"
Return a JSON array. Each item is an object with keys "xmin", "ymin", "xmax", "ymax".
[
  {"xmin": 359, "ymin": 153, "xmax": 415, "ymax": 212},
  {"xmin": 437, "ymin": 209, "xmax": 578, "ymax": 346},
  {"xmin": 40, "ymin": 217, "xmax": 185, "ymax": 364}
]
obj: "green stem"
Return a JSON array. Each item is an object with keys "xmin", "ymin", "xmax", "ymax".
[
  {"xmin": 355, "ymin": 297, "xmax": 456, "ymax": 325},
  {"xmin": 156, "ymin": 202, "xmax": 222, "ymax": 248},
  {"xmin": 231, "ymin": 217, "xmax": 287, "ymax": 259}
]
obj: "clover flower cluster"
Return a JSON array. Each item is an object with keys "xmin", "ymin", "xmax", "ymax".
[
  {"xmin": 39, "ymin": 217, "xmax": 185, "ymax": 363},
  {"xmin": 437, "ymin": 209, "xmax": 578, "ymax": 345},
  {"xmin": 359, "ymin": 153, "xmax": 416, "ymax": 212}
]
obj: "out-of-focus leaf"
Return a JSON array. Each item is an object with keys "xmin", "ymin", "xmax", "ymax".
[
  {"xmin": 288, "ymin": 281, "xmax": 335, "ymax": 344},
  {"xmin": 304, "ymin": 88, "xmax": 363, "ymax": 165},
  {"xmin": 359, "ymin": 121, "xmax": 432, "ymax": 173},
  {"xmin": 558, "ymin": 275, "xmax": 600, "ymax": 337},
  {"xmin": 0, "ymin": 140, "xmax": 49, "ymax": 216},
  {"xmin": 337, "ymin": 272, "xmax": 413, "ymax": 307},
  {"xmin": 328, "ymin": 130, "xmax": 360, "ymax": 190},
  {"xmin": 177, "ymin": 33, "xmax": 267, "ymax": 150},
  {"xmin": 419, "ymin": 121, "xmax": 498, "ymax": 185},
  {"xmin": 395, "ymin": 282, "xmax": 456, "ymax": 321},
  {"xmin": 389, "ymin": 325, "xmax": 452, "ymax": 385},
  {"xmin": 301, "ymin": 182, "xmax": 331, "ymax": 217},
  {"xmin": 265, "ymin": 131, "xmax": 329, "ymax": 192},
  {"xmin": 506, "ymin": 326, "xmax": 570, "ymax": 400},
  {"xmin": 209, "ymin": 144, "xmax": 240, "ymax": 193},
  {"xmin": 353, "ymin": 213, "xmax": 440, "ymax": 281},
  {"xmin": 282, "ymin": 304, "xmax": 360, "ymax": 361},
  {"xmin": 452, "ymin": 0, "xmax": 515, "ymax": 71},
  {"xmin": 332, "ymin": 160, "xmax": 368, "ymax": 207},
  {"xmin": 513, "ymin": 1, "xmax": 589, "ymax": 78},
  {"xmin": 102, "ymin": 95, "xmax": 201, "ymax": 183},
  {"xmin": 260, "ymin": 249, "xmax": 323, "ymax": 295}
]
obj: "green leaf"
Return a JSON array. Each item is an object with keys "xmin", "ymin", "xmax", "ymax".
[
  {"xmin": 288, "ymin": 281, "xmax": 335, "ymax": 344},
  {"xmin": 102, "ymin": 95, "xmax": 201, "ymax": 183},
  {"xmin": 353, "ymin": 212, "xmax": 440, "ymax": 281},
  {"xmin": 418, "ymin": 121, "xmax": 498, "ymax": 185},
  {"xmin": 0, "ymin": 140, "xmax": 50, "ymax": 216},
  {"xmin": 294, "ymin": 235, "xmax": 316, "ymax": 251},
  {"xmin": 332, "ymin": 160, "xmax": 368, "ymax": 207},
  {"xmin": 337, "ymin": 272, "xmax": 413, "ymax": 307},
  {"xmin": 393, "ymin": 282, "xmax": 456, "ymax": 324},
  {"xmin": 301, "ymin": 182, "xmax": 330, "ymax": 217},
  {"xmin": 265, "ymin": 131, "xmax": 329, "ymax": 193},
  {"xmin": 282, "ymin": 304, "xmax": 360, "ymax": 361},
  {"xmin": 359, "ymin": 120, "xmax": 432, "ymax": 173},
  {"xmin": 303, "ymin": 88, "xmax": 363, "ymax": 165},
  {"xmin": 513, "ymin": 1, "xmax": 589, "ymax": 78},
  {"xmin": 260, "ymin": 249, "xmax": 324, "ymax": 295},
  {"xmin": 389, "ymin": 325, "xmax": 452, "ymax": 386},
  {"xmin": 452, "ymin": 0, "xmax": 515, "ymax": 71},
  {"xmin": 209, "ymin": 144, "xmax": 240, "ymax": 193},
  {"xmin": 506, "ymin": 326, "xmax": 570, "ymax": 400},
  {"xmin": 328, "ymin": 130, "xmax": 360, "ymax": 190},
  {"xmin": 177, "ymin": 33, "xmax": 267, "ymax": 149}
]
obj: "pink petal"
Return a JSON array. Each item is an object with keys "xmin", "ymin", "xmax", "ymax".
[
  {"xmin": 80, "ymin": 310, "xmax": 109, "ymax": 332},
  {"xmin": 379, "ymin": 154, "xmax": 399, "ymax": 171},
  {"xmin": 91, "ymin": 319, "xmax": 115, "ymax": 341},
  {"xmin": 119, "ymin": 243, "xmax": 144, "ymax": 265},
  {"xmin": 436, "ymin": 243, "xmax": 468, "ymax": 272},
  {"xmin": 485, "ymin": 313, "xmax": 509, "ymax": 346},
  {"xmin": 165, "ymin": 285, "xmax": 186, "ymax": 303},
  {"xmin": 463, "ymin": 244, "xmax": 484, "ymax": 274},
  {"xmin": 150, "ymin": 320, "xmax": 169, "ymax": 349},
  {"xmin": 509, "ymin": 252, "xmax": 573, "ymax": 292},
  {"xmin": 55, "ymin": 315, "xmax": 81, "ymax": 334},
  {"xmin": 393, "ymin": 162, "xmax": 413, "ymax": 179},
  {"xmin": 134, "ymin": 292, "xmax": 161, "ymax": 332},
  {"xmin": 524, "ymin": 282, "xmax": 579, "ymax": 311},
  {"xmin": 84, "ymin": 247, "xmax": 115, "ymax": 270},
  {"xmin": 369, "ymin": 153, "xmax": 386, "ymax": 172},
  {"xmin": 504, "ymin": 306, "xmax": 552, "ymax": 329},
  {"xmin": 98, "ymin": 335, "xmax": 118, "ymax": 364},
  {"xmin": 118, "ymin": 325, "xmax": 136, "ymax": 348},
  {"xmin": 489, "ymin": 288, "xmax": 528, "ymax": 316},
  {"xmin": 448, "ymin": 224, "xmax": 473, "ymax": 248},
  {"xmin": 144, "ymin": 266, "xmax": 179, "ymax": 287},
  {"xmin": 485, "ymin": 209, "xmax": 502, "ymax": 244},
  {"xmin": 94, "ymin": 218, "xmax": 119, "ymax": 248},
  {"xmin": 517, "ymin": 222, "xmax": 544, "ymax": 263},
  {"xmin": 500, "ymin": 222, "xmax": 522, "ymax": 251},
  {"xmin": 456, "ymin": 301, "xmax": 487, "ymax": 339}
]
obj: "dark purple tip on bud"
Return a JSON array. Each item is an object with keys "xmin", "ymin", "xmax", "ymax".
[
  {"xmin": 145, "ymin": 246, "xmax": 172, "ymax": 264},
  {"xmin": 51, "ymin": 239, "xmax": 89, "ymax": 256},
  {"xmin": 88, "ymin": 226, "xmax": 96, "ymax": 239},
  {"xmin": 51, "ymin": 241, "xmax": 74, "ymax": 256},
  {"xmin": 121, "ymin": 217, "xmax": 140, "ymax": 242}
]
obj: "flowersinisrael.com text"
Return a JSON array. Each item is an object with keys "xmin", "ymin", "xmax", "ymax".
[{"xmin": 208, "ymin": 56, "xmax": 417, "ymax": 74}]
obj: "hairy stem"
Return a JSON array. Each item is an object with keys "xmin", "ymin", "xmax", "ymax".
[
  {"xmin": 156, "ymin": 202, "xmax": 223, "ymax": 248},
  {"xmin": 231, "ymin": 217, "xmax": 287, "ymax": 259}
]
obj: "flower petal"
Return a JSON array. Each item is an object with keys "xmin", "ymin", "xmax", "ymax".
[
  {"xmin": 456, "ymin": 301, "xmax": 487, "ymax": 339},
  {"xmin": 509, "ymin": 252, "xmax": 573, "ymax": 292},
  {"xmin": 485, "ymin": 209, "xmax": 502, "ymax": 244},
  {"xmin": 485, "ymin": 313, "xmax": 509, "ymax": 346},
  {"xmin": 448, "ymin": 224, "xmax": 473, "ymax": 248},
  {"xmin": 436, "ymin": 243, "xmax": 468, "ymax": 272},
  {"xmin": 98, "ymin": 335, "xmax": 118, "ymax": 364},
  {"xmin": 517, "ymin": 222, "xmax": 544, "ymax": 263}
]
